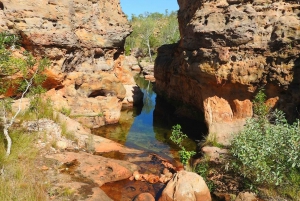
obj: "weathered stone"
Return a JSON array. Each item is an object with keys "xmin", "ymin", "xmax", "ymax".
[
  {"xmin": 158, "ymin": 170, "xmax": 211, "ymax": 201},
  {"xmin": 202, "ymin": 146, "xmax": 228, "ymax": 163},
  {"xmin": 235, "ymin": 192, "xmax": 258, "ymax": 201},
  {"xmin": 0, "ymin": 0, "xmax": 142, "ymax": 127},
  {"xmin": 122, "ymin": 84, "xmax": 144, "ymax": 107},
  {"xmin": 155, "ymin": 0, "xmax": 300, "ymax": 144},
  {"xmin": 56, "ymin": 141, "xmax": 68, "ymax": 149},
  {"xmin": 46, "ymin": 151, "xmax": 140, "ymax": 187}
]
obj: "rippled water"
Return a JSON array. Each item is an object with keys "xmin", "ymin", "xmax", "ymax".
[{"xmin": 93, "ymin": 74, "xmax": 207, "ymax": 162}]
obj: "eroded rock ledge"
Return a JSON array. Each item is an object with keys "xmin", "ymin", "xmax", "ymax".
[
  {"xmin": 155, "ymin": 0, "xmax": 300, "ymax": 144},
  {"xmin": 0, "ymin": 0, "xmax": 143, "ymax": 128}
]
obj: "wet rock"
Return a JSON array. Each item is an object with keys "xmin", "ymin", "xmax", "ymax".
[
  {"xmin": 158, "ymin": 170, "xmax": 212, "ymax": 201},
  {"xmin": 133, "ymin": 193, "xmax": 155, "ymax": 201},
  {"xmin": 86, "ymin": 187, "xmax": 113, "ymax": 201}
]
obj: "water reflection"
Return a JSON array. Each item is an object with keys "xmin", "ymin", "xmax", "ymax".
[{"xmin": 93, "ymin": 74, "xmax": 207, "ymax": 161}]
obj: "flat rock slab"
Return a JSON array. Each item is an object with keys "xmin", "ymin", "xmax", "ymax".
[{"xmin": 46, "ymin": 151, "xmax": 140, "ymax": 187}]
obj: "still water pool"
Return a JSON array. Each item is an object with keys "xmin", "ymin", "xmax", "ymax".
[{"xmin": 92, "ymin": 75, "xmax": 207, "ymax": 162}]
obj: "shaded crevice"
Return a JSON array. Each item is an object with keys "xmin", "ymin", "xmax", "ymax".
[
  {"xmin": 88, "ymin": 89, "xmax": 115, "ymax": 97},
  {"xmin": 0, "ymin": 2, "xmax": 4, "ymax": 10}
]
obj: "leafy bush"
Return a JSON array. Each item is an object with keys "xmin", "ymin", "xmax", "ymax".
[
  {"xmin": 230, "ymin": 90, "xmax": 300, "ymax": 186},
  {"xmin": 170, "ymin": 124, "xmax": 196, "ymax": 166}
]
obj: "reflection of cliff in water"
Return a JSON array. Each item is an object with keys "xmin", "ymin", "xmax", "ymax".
[
  {"xmin": 92, "ymin": 109, "xmax": 136, "ymax": 145},
  {"xmin": 153, "ymin": 95, "xmax": 208, "ymax": 151},
  {"xmin": 93, "ymin": 75, "xmax": 208, "ymax": 160}
]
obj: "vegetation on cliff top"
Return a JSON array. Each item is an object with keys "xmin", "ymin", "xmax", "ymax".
[{"xmin": 125, "ymin": 11, "xmax": 180, "ymax": 61}]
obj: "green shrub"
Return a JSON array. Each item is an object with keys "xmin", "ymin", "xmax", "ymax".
[
  {"xmin": 194, "ymin": 160, "xmax": 216, "ymax": 192},
  {"xmin": 60, "ymin": 107, "xmax": 71, "ymax": 116},
  {"xmin": 230, "ymin": 90, "xmax": 300, "ymax": 186},
  {"xmin": 170, "ymin": 124, "xmax": 196, "ymax": 166}
]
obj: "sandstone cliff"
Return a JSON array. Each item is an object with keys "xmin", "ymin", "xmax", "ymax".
[
  {"xmin": 155, "ymin": 0, "xmax": 300, "ymax": 144},
  {"xmin": 0, "ymin": 0, "xmax": 142, "ymax": 128}
]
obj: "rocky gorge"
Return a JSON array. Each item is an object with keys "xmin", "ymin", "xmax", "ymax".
[
  {"xmin": 155, "ymin": 0, "xmax": 300, "ymax": 144},
  {"xmin": 0, "ymin": 0, "xmax": 299, "ymax": 200}
]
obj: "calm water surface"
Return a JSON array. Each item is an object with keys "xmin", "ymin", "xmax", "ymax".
[{"xmin": 93, "ymin": 75, "xmax": 207, "ymax": 162}]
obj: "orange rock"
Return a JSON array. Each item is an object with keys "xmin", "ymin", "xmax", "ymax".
[
  {"xmin": 41, "ymin": 165, "xmax": 49, "ymax": 171},
  {"xmin": 142, "ymin": 174, "xmax": 149, "ymax": 181},
  {"xmin": 147, "ymin": 174, "xmax": 159, "ymax": 184},
  {"xmin": 158, "ymin": 171, "xmax": 211, "ymax": 201},
  {"xmin": 133, "ymin": 193, "xmax": 155, "ymax": 201}
]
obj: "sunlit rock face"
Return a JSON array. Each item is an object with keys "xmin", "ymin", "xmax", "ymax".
[
  {"xmin": 155, "ymin": 0, "xmax": 300, "ymax": 144},
  {"xmin": 0, "ymin": 0, "xmax": 143, "ymax": 127}
]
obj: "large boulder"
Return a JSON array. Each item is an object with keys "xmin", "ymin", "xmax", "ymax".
[
  {"xmin": 158, "ymin": 170, "xmax": 211, "ymax": 201},
  {"xmin": 154, "ymin": 0, "xmax": 300, "ymax": 145}
]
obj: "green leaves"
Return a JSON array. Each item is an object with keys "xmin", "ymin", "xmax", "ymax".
[
  {"xmin": 125, "ymin": 11, "xmax": 180, "ymax": 58},
  {"xmin": 170, "ymin": 124, "xmax": 196, "ymax": 165},
  {"xmin": 170, "ymin": 124, "xmax": 187, "ymax": 148},
  {"xmin": 0, "ymin": 32, "xmax": 19, "ymax": 50},
  {"xmin": 230, "ymin": 90, "xmax": 300, "ymax": 186}
]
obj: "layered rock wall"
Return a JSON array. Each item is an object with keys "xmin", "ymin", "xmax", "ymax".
[
  {"xmin": 155, "ymin": 0, "xmax": 300, "ymax": 144},
  {"xmin": 0, "ymin": 0, "xmax": 142, "ymax": 128}
]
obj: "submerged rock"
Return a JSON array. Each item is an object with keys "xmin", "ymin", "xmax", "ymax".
[{"xmin": 133, "ymin": 193, "xmax": 155, "ymax": 201}]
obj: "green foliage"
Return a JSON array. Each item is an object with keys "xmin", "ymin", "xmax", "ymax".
[
  {"xmin": 170, "ymin": 124, "xmax": 196, "ymax": 165},
  {"xmin": 25, "ymin": 98, "xmax": 54, "ymax": 120},
  {"xmin": 194, "ymin": 161, "xmax": 216, "ymax": 192},
  {"xmin": 0, "ymin": 128, "xmax": 48, "ymax": 200},
  {"xmin": 0, "ymin": 32, "xmax": 50, "ymax": 156},
  {"xmin": 170, "ymin": 124, "xmax": 187, "ymax": 147},
  {"xmin": 125, "ymin": 45, "xmax": 131, "ymax": 56},
  {"xmin": 202, "ymin": 132, "xmax": 222, "ymax": 148},
  {"xmin": 0, "ymin": 33, "xmax": 50, "ymax": 97},
  {"xmin": 0, "ymin": 32, "xmax": 19, "ymax": 50},
  {"xmin": 253, "ymin": 89, "xmax": 270, "ymax": 118},
  {"xmin": 60, "ymin": 107, "xmax": 72, "ymax": 116},
  {"xmin": 178, "ymin": 148, "xmax": 196, "ymax": 166},
  {"xmin": 60, "ymin": 120, "xmax": 75, "ymax": 141},
  {"xmin": 125, "ymin": 11, "xmax": 180, "ymax": 60},
  {"xmin": 230, "ymin": 90, "xmax": 300, "ymax": 188}
]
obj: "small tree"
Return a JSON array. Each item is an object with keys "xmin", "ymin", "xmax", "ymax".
[
  {"xmin": 0, "ymin": 32, "xmax": 49, "ymax": 156},
  {"xmin": 137, "ymin": 15, "xmax": 156, "ymax": 62}
]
